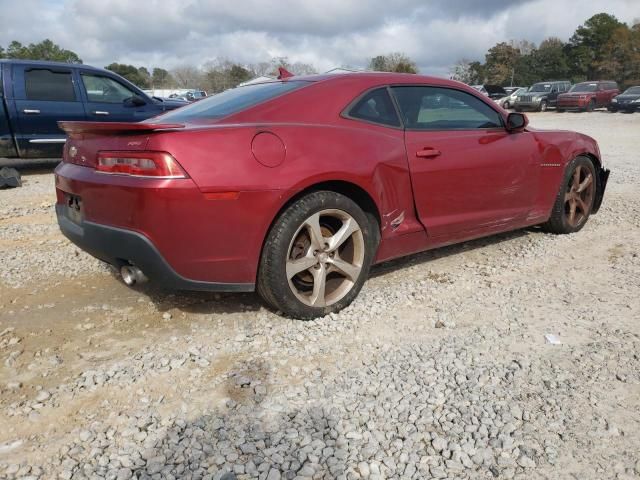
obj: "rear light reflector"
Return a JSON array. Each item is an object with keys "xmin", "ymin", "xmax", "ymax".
[{"xmin": 96, "ymin": 151, "xmax": 187, "ymax": 178}]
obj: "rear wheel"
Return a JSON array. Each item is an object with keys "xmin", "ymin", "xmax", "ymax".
[
  {"xmin": 542, "ymin": 156, "xmax": 597, "ymax": 234},
  {"xmin": 257, "ymin": 191, "xmax": 377, "ymax": 319},
  {"xmin": 503, "ymin": 100, "xmax": 511, "ymax": 109}
]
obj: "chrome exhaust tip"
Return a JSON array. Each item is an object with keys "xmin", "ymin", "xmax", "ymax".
[{"xmin": 120, "ymin": 265, "xmax": 147, "ymax": 286}]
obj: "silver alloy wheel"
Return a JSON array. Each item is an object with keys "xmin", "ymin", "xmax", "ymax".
[{"xmin": 286, "ymin": 209, "xmax": 365, "ymax": 307}]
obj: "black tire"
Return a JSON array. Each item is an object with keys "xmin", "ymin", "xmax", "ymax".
[
  {"xmin": 556, "ymin": 108, "xmax": 565, "ymax": 113},
  {"xmin": 503, "ymin": 101, "xmax": 511, "ymax": 109},
  {"xmin": 541, "ymin": 156, "xmax": 597, "ymax": 234},
  {"xmin": 586, "ymin": 99, "xmax": 595, "ymax": 112},
  {"xmin": 539, "ymin": 100, "xmax": 548, "ymax": 112},
  {"xmin": 257, "ymin": 191, "xmax": 378, "ymax": 319},
  {"xmin": 607, "ymin": 106, "xmax": 617, "ymax": 112}
]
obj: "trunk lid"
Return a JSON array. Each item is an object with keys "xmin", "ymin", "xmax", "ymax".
[{"xmin": 58, "ymin": 121, "xmax": 185, "ymax": 168}]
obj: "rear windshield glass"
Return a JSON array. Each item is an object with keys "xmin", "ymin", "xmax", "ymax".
[
  {"xmin": 570, "ymin": 83, "xmax": 598, "ymax": 92},
  {"xmin": 153, "ymin": 81, "xmax": 309, "ymax": 122}
]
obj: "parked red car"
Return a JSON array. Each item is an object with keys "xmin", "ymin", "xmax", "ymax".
[
  {"xmin": 55, "ymin": 73, "xmax": 609, "ymax": 319},
  {"xmin": 556, "ymin": 81, "xmax": 619, "ymax": 112}
]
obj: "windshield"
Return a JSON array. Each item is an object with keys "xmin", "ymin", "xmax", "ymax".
[
  {"xmin": 512, "ymin": 88, "xmax": 526, "ymax": 96},
  {"xmin": 530, "ymin": 83, "xmax": 552, "ymax": 93},
  {"xmin": 570, "ymin": 83, "xmax": 598, "ymax": 93},
  {"xmin": 624, "ymin": 86, "xmax": 640, "ymax": 95},
  {"xmin": 153, "ymin": 81, "xmax": 310, "ymax": 123}
]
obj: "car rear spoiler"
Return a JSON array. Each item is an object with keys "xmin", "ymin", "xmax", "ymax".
[{"xmin": 57, "ymin": 121, "xmax": 185, "ymax": 135}]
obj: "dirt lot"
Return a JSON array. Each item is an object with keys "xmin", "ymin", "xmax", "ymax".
[{"xmin": 1, "ymin": 112, "xmax": 639, "ymax": 480}]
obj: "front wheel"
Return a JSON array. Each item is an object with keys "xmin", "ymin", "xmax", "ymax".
[
  {"xmin": 586, "ymin": 99, "xmax": 595, "ymax": 112},
  {"xmin": 539, "ymin": 100, "xmax": 548, "ymax": 112},
  {"xmin": 542, "ymin": 156, "xmax": 597, "ymax": 234},
  {"xmin": 503, "ymin": 101, "xmax": 511, "ymax": 109},
  {"xmin": 257, "ymin": 191, "xmax": 378, "ymax": 319}
]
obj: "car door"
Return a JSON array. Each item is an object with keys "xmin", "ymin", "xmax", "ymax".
[
  {"xmin": 79, "ymin": 72, "xmax": 159, "ymax": 122},
  {"xmin": 391, "ymin": 85, "xmax": 538, "ymax": 238},
  {"xmin": 548, "ymin": 85, "xmax": 559, "ymax": 106},
  {"xmin": 13, "ymin": 65, "xmax": 85, "ymax": 158}
]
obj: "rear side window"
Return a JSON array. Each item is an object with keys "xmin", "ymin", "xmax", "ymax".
[
  {"xmin": 25, "ymin": 69, "xmax": 76, "ymax": 102},
  {"xmin": 347, "ymin": 88, "xmax": 400, "ymax": 127},
  {"xmin": 156, "ymin": 81, "xmax": 309, "ymax": 122}
]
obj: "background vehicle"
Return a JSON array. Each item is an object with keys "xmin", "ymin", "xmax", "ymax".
[
  {"xmin": 609, "ymin": 86, "xmax": 640, "ymax": 112},
  {"xmin": 471, "ymin": 84, "xmax": 507, "ymax": 100},
  {"xmin": 496, "ymin": 87, "xmax": 528, "ymax": 109},
  {"xmin": 504, "ymin": 86, "xmax": 524, "ymax": 95},
  {"xmin": 514, "ymin": 81, "xmax": 571, "ymax": 111},
  {"xmin": 54, "ymin": 73, "xmax": 609, "ymax": 319},
  {"xmin": 0, "ymin": 60, "xmax": 185, "ymax": 160},
  {"xmin": 556, "ymin": 81, "xmax": 619, "ymax": 112}
]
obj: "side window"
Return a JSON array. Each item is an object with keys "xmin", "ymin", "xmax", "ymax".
[
  {"xmin": 25, "ymin": 69, "xmax": 76, "ymax": 102},
  {"xmin": 391, "ymin": 86, "xmax": 503, "ymax": 130},
  {"xmin": 347, "ymin": 88, "xmax": 400, "ymax": 127},
  {"xmin": 81, "ymin": 74, "xmax": 138, "ymax": 103}
]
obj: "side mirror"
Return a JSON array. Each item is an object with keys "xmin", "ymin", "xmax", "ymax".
[
  {"xmin": 125, "ymin": 96, "xmax": 146, "ymax": 107},
  {"xmin": 507, "ymin": 112, "xmax": 528, "ymax": 132}
]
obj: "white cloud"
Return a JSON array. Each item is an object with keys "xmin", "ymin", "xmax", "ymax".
[{"xmin": 0, "ymin": 0, "xmax": 637, "ymax": 77}]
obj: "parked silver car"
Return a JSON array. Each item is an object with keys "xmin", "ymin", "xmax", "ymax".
[{"xmin": 496, "ymin": 87, "xmax": 528, "ymax": 109}]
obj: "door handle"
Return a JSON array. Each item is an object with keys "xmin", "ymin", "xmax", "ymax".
[
  {"xmin": 92, "ymin": 111, "xmax": 110, "ymax": 116},
  {"xmin": 416, "ymin": 148, "xmax": 442, "ymax": 158},
  {"xmin": 23, "ymin": 109, "xmax": 40, "ymax": 114}
]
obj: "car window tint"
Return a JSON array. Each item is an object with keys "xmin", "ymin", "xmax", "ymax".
[
  {"xmin": 25, "ymin": 69, "xmax": 75, "ymax": 102},
  {"xmin": 347, "ymin": 88, "xmax": 400, "ymax": 127},
  {"xmin": 391, "ymin": 86, "xmax": 503, "ymax": 130},
  {"xmin": 82, "ymin": 75, "xmax": 137, "ymax": 103},
  {"xmin": 156, "ymin": 81, "xmax": 309, "ymax": 122}
]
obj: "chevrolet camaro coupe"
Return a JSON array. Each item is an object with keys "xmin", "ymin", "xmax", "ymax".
[{"xmin": 55, "ymin": 72, "xmax": 609, "ymax": 319}]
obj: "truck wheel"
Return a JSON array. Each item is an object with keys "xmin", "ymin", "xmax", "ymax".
[
  {"xmin": 607, "ymin": 106, "xmax": 617, "ymax": 112},
  {"xmin": 586, "ymin": 99, "xmax": 595, "ymax": 112},
  {"xmin": 503, "ymin": 101, "xmax": 511, "ymax": 109},
  {"xmin": 541, "ymin": 156, "xmax": 596, "ymax": 234},
  {"xmin": 539, "ymin": 100, "xmax": 548, "ymax": 112},
  {"xmin": 257, "ymin": 191, "xmax": 378, "ymax": 319}
]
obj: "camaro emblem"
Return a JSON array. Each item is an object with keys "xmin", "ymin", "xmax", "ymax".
[{"xmin": 69, "ymin": 146, "xmax": 78, "ymax": 158}]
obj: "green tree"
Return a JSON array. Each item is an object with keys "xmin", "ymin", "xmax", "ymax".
[
  {"xmin": 368, "ymin": 52, "xmax": 418, "ymax": 73},
  {"xmin": 3, "ymin": 39, "xmax": 81, "ymax": 63},
  {"xmin": 151, "ymin": 68, "xmax": 175, "ymax": 88},
  {"xmin": 105, "ymin": 63, "xmax": 149, "ymax": 87},
  {"xmin": 569, "ymin": 13, "xmax": 624, "ymax": 79},
  {"xmin": 484, "ymin": 42, "xmax": 520, "ymax": 85},
  {"xmin": 531, "ymin": 37, "xmax": 570, "ymax": 81},
  {"xmin": 596, "ymin": 24, "xmax": 640, "ymax": 87}
]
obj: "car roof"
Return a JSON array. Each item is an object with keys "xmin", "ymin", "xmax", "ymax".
[
  {"xmin": 0, "ymin": 58, "xmax": 109, "ymax": 74},
  {"xmin": 246, "ymin": 72, "xmax": 474, "ymax": 90}
]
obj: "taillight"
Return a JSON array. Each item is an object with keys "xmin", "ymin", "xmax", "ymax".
[{"xmin": 96, "ymin": 151, "xmax": 187, "ymax": 178}]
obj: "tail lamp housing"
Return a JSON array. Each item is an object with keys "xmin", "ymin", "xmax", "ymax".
[{"xmin": 96, "ymin": 151, "xmax": 187, "ymax": 178}]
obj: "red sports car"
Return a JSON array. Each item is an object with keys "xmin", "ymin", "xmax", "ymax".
[{"xmin": 55, "ymin": 73, "xmax": 609, "ymax": 319}]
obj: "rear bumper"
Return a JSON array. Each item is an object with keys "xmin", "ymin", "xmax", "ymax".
[{"xmin": 56, "ymin": 204, "xmax": 254, "ymax": 292}]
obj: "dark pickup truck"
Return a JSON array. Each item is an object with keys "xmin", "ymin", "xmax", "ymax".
[{"xmin": 0, "ymin": 59, "xmax": 185, "ymax": 161}]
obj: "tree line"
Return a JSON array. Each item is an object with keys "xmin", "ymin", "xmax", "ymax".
[
  {"xmin": 1, "ymin": 39, "xmax": 417, "ymax": 93},
  {"xmin": 451, "ymin": 13, "xmax": 640, "ymax": 88}
]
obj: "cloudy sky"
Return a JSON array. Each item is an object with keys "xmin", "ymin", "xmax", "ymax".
[{"xmin": 0, "ymin": 0, "xmax": 638, "ymax": 76}]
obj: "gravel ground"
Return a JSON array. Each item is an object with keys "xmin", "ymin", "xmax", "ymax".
[{"xmin": 0, "ymin": 111, "xmax": 639, "ymax": 480}]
